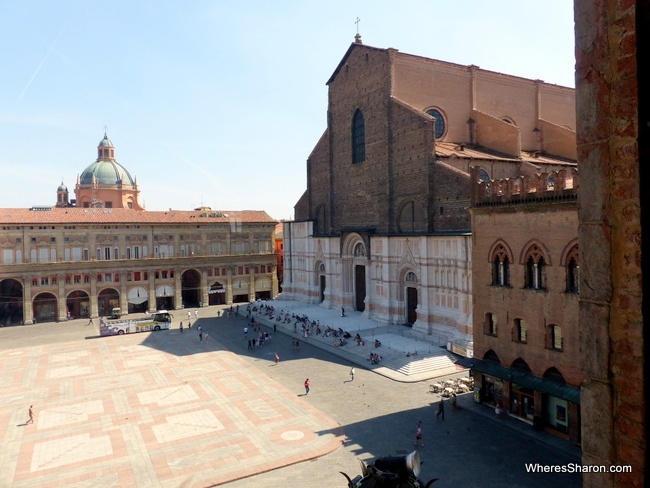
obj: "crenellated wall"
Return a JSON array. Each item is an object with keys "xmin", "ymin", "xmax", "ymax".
[{"xmin": 471, "ymin": 167, "xmax": 578, "ymax": 206}]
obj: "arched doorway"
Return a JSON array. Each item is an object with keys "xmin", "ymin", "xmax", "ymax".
[
  {"xmin": 317, "ymin": 263, "xmax": 326, "ymax": 303},
  {"xmin": 156, "ymin": 285, "xmax": 174, "ymax": 311},
  {"xmin": 0, "ymin": 278, "xmax": 23, "ymax": 326},
  {"xmin": 33, "ymin": 292, "xmax": 58, "ymax": 323},
  {"xmin": 254, "ymin": 277, "xmax": 272, "ymax": 300},
  {"xmin": 66, "ymin": 290, "xmax": 90, "ymax": 319},
  {"xmin": 404, "ymin": 271, "xmax": 418, "ymax": 326},
  {"xmin": 232, "ymin": 279, "xmax": 249, "ymax": 303},
  {"xmin": 181, "ymin": 270, "xmax": 201, "ymax": 308},
  {"xmin": 98, "ymin": 288, "xmax": 119, "ymax": 317},
  {"xmin": 208, "ymin": 282, "xmax": 225, "ymax": 305},
  {"xmin": 127, "ymin": 286, "xmax": 149, "ymax": 313}
]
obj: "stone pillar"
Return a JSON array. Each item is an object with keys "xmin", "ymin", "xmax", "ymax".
[
  {"xmin": 148, "ymin": 276, "xmax": 156, "ymax": 313},
  {"xmin": 201, "ymin": 268, "xmax": 208, "ymax": 307},
  {"xmin": 57, "ymin": 275, "xmax": 67, "ymax": 321},
  {"xmin": 89, "ymin": 280, "xmax": 98, "ymax": 318},
  {"xmin": 226, "ymin": 266, "xmax": 233, "ymax": 305},
  {"xmin": 23, "ymin": 277, "xmax": 34, "ymax": 325},
  {"xmin": 576, "ymin": 1, "xmax": 645, "ymax": 486},
  {"xmin": 174, "ymin": 270, "xmax": 182, "ymax": 310}
]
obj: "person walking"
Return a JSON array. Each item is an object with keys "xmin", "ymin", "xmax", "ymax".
[
  {"xmin": 304, "ymin": 378, "xmax": 310, "ymax": 395},
  {"xmin": 341, "ymin": 307, "xmax": 346, "ymax": 317},
  {"xmin": 26, "ymin": 405, "xmax": 35, "ymax": 425},
  {"xmin": 451, "ymin": 393, "xmax": 458, "ymax": 411},
  {"xmin": 436, "ymin": 399, "xmax": 445, "ymax": 420},
  {"xmin": 247, "ymin": 339, "xmax": 253, "ymax": 350},
  {"xmin": 87, "ymin": 317, "xmax": 94, "ymax": 326},
  {"xmin": 195, "ymin": 310, "xmax": 198, "ymax": 319},
  {"xmin": 349, "ymin": 366, "xmax": 355, "ymax": 382},
  {"xmin": 275, "ymin": 353, "xmax": 280, "ymax": 365},
  {"xmin": 187, "ymin": 310, "xmax": 191, "ymax": 320},
  {"xmin": 414, "ymin": 422, "xmax": 424, "ymax": 447},
  {"xmin": 188, "ymin": 321, "xmax": 192, "ymax": 329},
  {"xmin": 244, "ymin": 326, "xmax": 249, "ymax": 336},
  {"xmin": 199, "ymin": 331, "xmax": 203, "ymax": 343},
  {"xmin": 179, "ymin": 322, "xmax": 184, "ymax": 333}
]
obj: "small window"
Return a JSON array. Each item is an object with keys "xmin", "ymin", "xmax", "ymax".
[
  {"xmin": 426, "ymin": 108, "xmax": 446, "ymax": 139},
  {"xmin": 513, "ymin": 319, "xmax": 527, "ymax": 343},
  {"xmin": 484, "ymin": 312, "xmax": 497, "ymax": 336}
]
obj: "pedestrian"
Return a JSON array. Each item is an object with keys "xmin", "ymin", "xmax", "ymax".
[
  {"xmin": 180, "ymin": 322, "xmax": 184, "ymax": 333},
  {"xmin": 273, "ymin": 323, "xmax": 277, "ymax": 332},
  {"xmin": 275, "ymin": 353, "xmax": 280, "ymax": 365},
  {"xmin": 188, "ymin": 321, "xmax": 192, "ymax": 329},
  {"xmin": 199, "ymin": 331, "xmax": 203, "ymax": 343},
  {"xmin": 244, "ymin": 326, "xmax": 249, "ymax": 336},
  {"xmin": 295, "ymin": 339, "xmax": 300, "ymax": 350},
  {"xmin": 414, "ymin": 422, "xmax": 424, "ymax": 447},
  {"xmin": 204, "ymin": 333, "xmax": 209, "ymax": 343},
  {"xmin": 87, "ymin": 317, "xmax": 93, "ymax": 326},
  {"xmin": 349, "ymin": 366, "xmax": 355, "ymax": 382},
  {"xmin": 247, "ymin": 339, "xmax": 252, "ymax": 350},
  {"xmin": 304, "ymin": 378, "xmax": 310, "ymax": 395},
  {"xmin": 197, "ymin": 324, "xmax": 202, "ymax": 332},
  {"xmin": 195, "ymin": 310, "xmax": 198, "ymax": 319},
  {"xmin": 451, "ymin": 393, "xmax": 458, "ymax": 411},
  {"xmin": 187, "ymin": 310, "xmax": 191, "ymax": 320},
  {"xmin": 217, "ymin": 310, "xmax": 221, "ymax": 317},
  {"xmin": 341, "ymin": 307, "xmax": 346, "ymax": 317},
  {"xmin": 26, "ymin": 405, "xmax": 34, "ymax": 425},
  {"xmin": 436, "ymin": 399, "xmax": 445, "ymax": 420}
]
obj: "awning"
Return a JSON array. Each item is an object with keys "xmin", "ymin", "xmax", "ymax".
[
  {"xmin": 156, "ymin": 285, "xmax": 174, "ymax": 297},
  {"xmin": 456, "ymin": 357, "xmax": 580, "ymax": 404},
  {"xmin": 127, "ymin": 287, "xmax": 148, "ymax": 305}
]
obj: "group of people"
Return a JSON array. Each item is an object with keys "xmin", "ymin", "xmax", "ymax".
[{"xmin": 368, "ymin": 352, "xmax": 383, "ymax": 363}]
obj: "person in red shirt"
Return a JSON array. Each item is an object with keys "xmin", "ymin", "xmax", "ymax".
[{"xmin": 304, "ymin": 379, "xmax": 310, "ymax": 395}]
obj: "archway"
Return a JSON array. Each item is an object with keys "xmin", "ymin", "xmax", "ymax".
[
  {"xmin": 0, "ymin": 278, "xmax": 23, "ymax": 326},
  {"xmin": 232, "ymin": 279, "xmax": 249, "ymax": 303},
  {"xmin": 254, "ymin": 277, "xmax": 272, "ymax": 300},
  {"xmin": 181, "ymin": 269, "xmax": 201, "ymax": 308},
  {"xmin": 155, "ymin": 285, "xmax": 175, "ymax": 311},
  {"xmin": 127, "ymin": 286, "xmax": 149, "ymax": 314},
  {"xmin": 66, "ymin": 290, "xmax": 90, "ymax": 319},
  {"xmin": 33, "ymin": 292, "xmax": 58, "ymax": 323},
  {"xmin": 208, "ymin": 282, "xmax": 226, "ymax": 305},
  {"xmin": 98, "ymin": 288, "xmax": 119, "ymax": 317},
  {"xmin": 354, "ymin": 265, "xmax": 366, "ymax": 312},
  {"xmin": 406, "ymin": 287, "xmax": 418, "ymax": 325}
]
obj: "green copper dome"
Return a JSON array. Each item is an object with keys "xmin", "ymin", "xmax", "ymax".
[{"xmin": 79, "ymin": 160, "xmax": 135, "ymax": 186}]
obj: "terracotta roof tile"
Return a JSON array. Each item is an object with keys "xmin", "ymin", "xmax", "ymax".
[{"xmin": 0, "ymin": 207, "xmax": 277, "ymax": 225}]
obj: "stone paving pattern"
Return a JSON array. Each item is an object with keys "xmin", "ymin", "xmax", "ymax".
[
  {"xmin": 0, "ymin": 302, "xmax": 584, "ymax": 487},
  {"xmin": 0, "ymin": 330, "xmax": 343, "ymax": 487}
]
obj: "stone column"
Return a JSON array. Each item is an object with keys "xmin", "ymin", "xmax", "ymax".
[{"xmin": 23, "ymin": 276, "xmax": 34, "ymax": 325}]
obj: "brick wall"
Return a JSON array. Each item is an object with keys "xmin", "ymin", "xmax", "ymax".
[{"xmin": 575, "ymin": 0, "xmax": 646, "ymax": 486}]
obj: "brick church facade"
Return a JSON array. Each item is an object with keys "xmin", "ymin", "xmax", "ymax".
[{"xmin": 282, "ymin": 36, "xmax": 576, "ymax": 349}]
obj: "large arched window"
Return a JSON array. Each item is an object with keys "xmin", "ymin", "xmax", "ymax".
[
  {"xmin": 524, "ymin": 244, "xmax": 547, "ymax": 290},
  {"xmin": 426, "ymin": 108, "xmax": 446, "ymax": 139},
  {"xmin": 565, "ymin": 244, "xmax": 579, "ymax": 293},
  {"xmin": 491, "ymin": 243, "xmax": 510, "ymax": 286},
  {"xmin": 352, "ymin": 109, "xmax": 366, "ymax": 164}
]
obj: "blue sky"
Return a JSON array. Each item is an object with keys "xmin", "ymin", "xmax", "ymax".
[{"xmin": 0, "ymin": 1, "xmax": 575, "ymax": 220}]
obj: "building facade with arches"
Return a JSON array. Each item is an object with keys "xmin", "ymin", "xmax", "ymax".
[
  {"xmin": 0, "ymin": 135, "xmax": 278, "ymax": 326},
  {"xmin": 282, "ymin": 37, "xmax": 576, "ymax": 348},
  {"xmin": 466, "ymin": 166, "xmax": 582, "ymax": 443}
]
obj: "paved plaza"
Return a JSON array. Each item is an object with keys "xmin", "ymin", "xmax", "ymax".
[{"xmin": 0, "ymin": 302, "xmax": 583, "ymax": 487}]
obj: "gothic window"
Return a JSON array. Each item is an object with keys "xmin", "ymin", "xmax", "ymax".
[
  {"xmin": 513, "ymin": 318, "xmax": 527, "ymax": 343},
  {"xmin": 565, "ymin": 245, "xmax": 579, "ymax": 293},
  {"xmin": 352, "ymin": 109, "xmax": 366, "ymax": 164},
  {"xmin": 426, "ymin": 108, "xmax": 446, "ymax": 139},
  {"xmin": 524, "ymin": 244, "xmax": 547, "ymax": 290},
  {"xmin": 484, "ymin": 312, "xmax": 497, "ymax": 336},
  {"xmin": 491, "ymin": 244, "xmax": 510, "ymax": 286}
]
